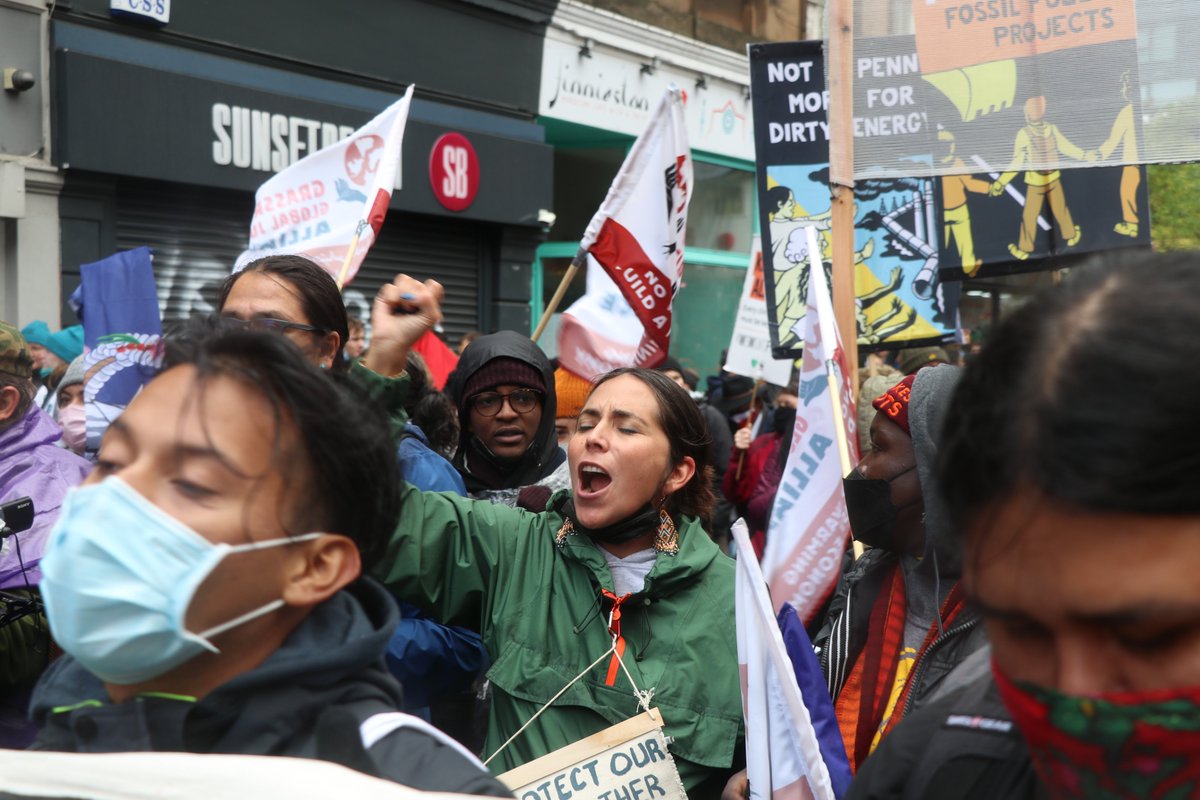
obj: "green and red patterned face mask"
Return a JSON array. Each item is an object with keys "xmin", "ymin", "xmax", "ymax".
[{"xmin": 994, "ymin": 663, "xmax": 1200, "ymax": 799}]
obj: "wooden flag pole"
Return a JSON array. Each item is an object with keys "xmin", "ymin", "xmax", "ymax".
[
  {"xmin": 826, "ymin": 0, "xmax": 859, "ymax": 403},
  {"xmin": 336, "ymin": 220, "xmax": 367, "ymax": 290},
  {"xmin": 532, "ymin": 248, "xmax": 587, "ymax": 343}
]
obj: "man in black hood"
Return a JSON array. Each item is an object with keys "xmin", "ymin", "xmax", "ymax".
[{"xmin": 443, "ymin": 331, "xmax": 567, "ymax": 504}]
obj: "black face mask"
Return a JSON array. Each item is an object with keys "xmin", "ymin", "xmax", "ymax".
[
  {"xmin": 560, "ymin": 499, "xmax": 661, "ymax": 545},
  {"xmin": 772, "ymin": 407, "xmax": 797, "ymax": 437},
  {"xmin": 842, "ymin": 466, "xmax": 919, "ymax": 551}
]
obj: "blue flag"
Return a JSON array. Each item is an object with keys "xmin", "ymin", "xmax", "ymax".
[
  {"xmin": 778, "ymin": 604, "xmax": 853, "ymax": 799},
  {"xmin": 71, "ymin": 247, "xmax": 163, "ymax": 455}
]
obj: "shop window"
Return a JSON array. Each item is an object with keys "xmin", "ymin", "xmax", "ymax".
[
  {"xmin": 551, "ymin": 147, "xmax": 630, "ymax": 243},
  {"xmin": 670, "ymin": 262, "xmax": 745, "ymax": 382},
  {"xmin": 685, "ymin": 161, "xmax": 755, "ymax": 253}
]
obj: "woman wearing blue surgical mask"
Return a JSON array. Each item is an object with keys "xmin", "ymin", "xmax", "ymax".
[
  {"xmin": 849, "ymin": 252, "xmax": 1200, "ymax": 799},
  {"xmin": 28, "ymin": 322, "xmax": 509, "ymax": 796}
]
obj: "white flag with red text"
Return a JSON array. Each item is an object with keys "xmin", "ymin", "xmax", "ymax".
[
  {"xmin": 761, "ymin": 227, "xmax": 858, "ymax": 623},
  {"xmin": 235, "ymin": 85, "xmax": 414, "ymax": 286},
  {"xmin": 557, "ymin": 86, "xmax": 691, "ymax": 378}
]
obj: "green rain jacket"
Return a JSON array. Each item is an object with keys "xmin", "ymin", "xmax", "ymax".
[{"xmin": 372, "ymin": 485, "xmax": 744, "ymax": 795}]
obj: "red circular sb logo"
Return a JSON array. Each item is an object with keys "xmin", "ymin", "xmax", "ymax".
[{"xmin": 429, "ymin": 133, "xmax": 479, "ymax": 212}]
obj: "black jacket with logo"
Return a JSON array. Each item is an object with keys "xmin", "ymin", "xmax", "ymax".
[
  {"xmin": 29, "ymin": 579, "xmax": 511, "ymax": 796},
  {"xmin": 847, "ymin": 671, "xmax": 1044, "ymax": 800}
]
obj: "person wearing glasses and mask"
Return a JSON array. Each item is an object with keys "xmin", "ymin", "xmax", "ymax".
[{"xmin": 443, "ymin": 332, "xmax": 568, "ymax": 507}]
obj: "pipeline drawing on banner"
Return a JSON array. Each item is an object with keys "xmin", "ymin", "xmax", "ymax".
[{"xmin": 761, "ymin": 165, "xmax": 957, "ymax": 356}]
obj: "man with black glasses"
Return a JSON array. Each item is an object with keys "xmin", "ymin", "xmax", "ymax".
[{"xmin": 443, "ymin": 332, "xmax": 567, "ymax": 508}]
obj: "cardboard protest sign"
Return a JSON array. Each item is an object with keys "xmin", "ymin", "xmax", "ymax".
[
  {"xmin": 724, "ymin": 235, "xmax": 795, "ymax": 386},
  {"xmin": 496, "ymin": 709, "xmax": 686, "ymax": 800}
]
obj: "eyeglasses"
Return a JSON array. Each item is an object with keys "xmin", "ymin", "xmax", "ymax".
[
  {"xmin": 221, "ymin": 316, "xmax": 325, "ymax": 335},
  {"xmin": 470, "ymin": 389, "xmax": 543, "ymax": 417}
]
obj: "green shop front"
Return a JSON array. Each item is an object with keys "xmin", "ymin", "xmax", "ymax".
[{"xmin": 534, "ymin": 2, "xmax": 757, "ymax": 384}]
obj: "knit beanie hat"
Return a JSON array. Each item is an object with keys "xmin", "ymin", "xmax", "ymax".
[
  {"xmin": 20, "ymin": 320, "xmax": 51, "ymax": 349},
  {"xmin": 554, "ymin": 367, "xmax": 591, "ymax": 419},
  {"xmin": 871, "ymin": 373, "xmax": 916, "ymax": 435},
  {"xmin": 59, "ymin": 355, "xmax": 88, "ymax": 392},
  {"xmin": 898, "ymin": 346, "xmax": 949, "ymax": 376},
  {"xmin": 0, "ymin": 321, "xmax": 33, "ymax": 379},
  {"xmin": 45, "ymin": 325, "xmax": 85, "ymax": 364},
  {"xmin": 462, "ymin": 357, "xmax": 545, "ymax": 402}
]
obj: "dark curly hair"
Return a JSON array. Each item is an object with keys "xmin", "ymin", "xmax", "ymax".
[{"xmin": 591, "ymin": 367, "xmax": 716, "ymax": 522}]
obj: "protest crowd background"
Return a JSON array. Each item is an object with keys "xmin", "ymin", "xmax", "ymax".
[{"xmin": 2, "ymin": 1, "xmax": 1200, "ymax": 798}]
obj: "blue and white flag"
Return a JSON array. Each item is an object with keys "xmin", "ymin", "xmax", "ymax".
[
  {"xmin": 735, "ymin": 518, "xmax": 852, "ymax": 800},
  {"xmin": 71, "ymin": 247, "xmax": 163, "ymax": 456}
]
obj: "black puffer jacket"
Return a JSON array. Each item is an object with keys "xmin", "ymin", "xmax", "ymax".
[
  {"xmin": 29, "ymin": 579, "xmax": 510, "ymax": 797},
  {"xmin": 443, "ymin": 332, "xmax": 565, "ymax": 495}
]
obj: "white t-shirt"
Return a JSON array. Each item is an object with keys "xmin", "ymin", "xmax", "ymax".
[{"xmin": 601, "ymin": 547, "xmax": 657, "ymax": 597}]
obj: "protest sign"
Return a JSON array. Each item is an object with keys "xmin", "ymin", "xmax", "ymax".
[
  {"xmin": 750, "ymin": 40, "xmax": 959, "ymax": 354},
  {"xmin": 724, "ymin": 235, "xmax": 794, "ymax": 386},
  {"xmin": 749, "ymin": 38, "xmax": 1151, "ymax": 342},
  {"xmin": 496, "ymin": 709, "xmax": 686, "ymax": 800}
]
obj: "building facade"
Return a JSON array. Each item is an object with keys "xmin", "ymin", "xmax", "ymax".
[{"xmin": 9, "ymin": 0, "xmax": 558, "ymax": 341}]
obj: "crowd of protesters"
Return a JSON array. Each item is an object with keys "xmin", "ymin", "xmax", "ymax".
[{"xmin": 2, "ymin": 248, "xmax": 1199, "ymax": 798}]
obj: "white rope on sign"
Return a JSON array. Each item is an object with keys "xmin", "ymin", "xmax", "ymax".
[{"xmin": 483, "ymin": 607, "xmax": 659, "ymax": 766}]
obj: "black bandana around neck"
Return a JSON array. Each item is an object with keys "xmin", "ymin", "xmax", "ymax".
[{"xmin": 558, "ymin": 499, "xmax": 660, "ymax": 545}]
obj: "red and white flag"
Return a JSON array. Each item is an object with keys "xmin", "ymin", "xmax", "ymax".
[
  {"xmin": 235, "ymin": 85, "xmax": 414, "ymax": 286},
  {"xmin": 557, "ymin": 86, "xmax": 691, "ymax": 378},
  {"xmin": 761, "ymin": 227, "xmax": 858, "ymax": 623}
]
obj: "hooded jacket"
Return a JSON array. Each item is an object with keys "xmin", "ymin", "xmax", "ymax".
[
  {"xmin": 815, "ymin": 366, "xmax": 988, "ymax": 754},
  {"xmin": 0, "ymin": 404, "xmax": 91, "ymax": 589},
  {"xmin": 29, "ymin": 579, "xmax": 510, "ymax": 796},
  {"xmin": 371, "ymin": 485, "xmax": 744, "ymax": 796},
  {"xmin": 443, "ymin": 332, "xmax": 564, "ymax": 495}
]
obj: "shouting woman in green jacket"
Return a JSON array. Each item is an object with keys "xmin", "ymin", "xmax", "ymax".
[{"xmin": 369, "ymin": 275, "xmax": 744, "ymax": 795}]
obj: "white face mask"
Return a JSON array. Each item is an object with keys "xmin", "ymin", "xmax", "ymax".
[{"xmin": 40, "ymin": 476, "xmax": 321, "ymax": 685}]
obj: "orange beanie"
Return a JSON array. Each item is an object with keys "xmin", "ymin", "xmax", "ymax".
[{"xmin": 554, "ymin": 367, "xmax": 592, "ymax": 419}]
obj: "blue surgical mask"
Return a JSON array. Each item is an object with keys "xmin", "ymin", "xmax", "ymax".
[{"xmin": 40, "ymin": 477, "xmax": 320, "ymax": 685}]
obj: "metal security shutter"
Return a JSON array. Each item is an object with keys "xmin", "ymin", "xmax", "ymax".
[
  {"xmin": 350, "ymin": 215, "xmax": 486, "ymax": 345},
  {"xmin": 113, "ymin": 177, "xmax": 485, "ymax": 341}
]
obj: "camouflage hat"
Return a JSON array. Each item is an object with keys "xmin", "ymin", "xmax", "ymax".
[{"xmin": 0, "ymin": 321, "xmax": 34, "ymax": 379}]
